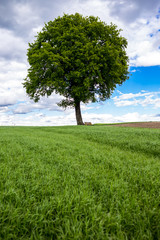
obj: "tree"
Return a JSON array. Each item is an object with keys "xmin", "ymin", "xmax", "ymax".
[{"xmin": 23, "ymin": 13, "xmax": 129, "ymax": 125}]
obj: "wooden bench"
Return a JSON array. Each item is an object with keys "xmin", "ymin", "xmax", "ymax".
[{"xmin": 84, "ymin": 122, "xmax": 92, "ymax": 126}]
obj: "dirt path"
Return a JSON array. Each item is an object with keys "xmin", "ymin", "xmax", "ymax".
[{"xmin": 107, "ymin": 122, "xmax": 160, "ymax": 129}]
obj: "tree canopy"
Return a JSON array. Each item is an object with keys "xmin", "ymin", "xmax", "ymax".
[{"xmin": 23, "ymin": 13, "xmax": 129, "ymax": 125}]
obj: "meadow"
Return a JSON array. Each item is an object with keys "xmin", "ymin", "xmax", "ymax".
[{"xmin": 0, "ymin": 125, "xmax": 160, "ymax": 240}]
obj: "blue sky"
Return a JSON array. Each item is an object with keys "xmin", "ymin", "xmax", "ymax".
[{"xmin": 0, "ymin": 0, "xmax": 160, "ymax": 125}]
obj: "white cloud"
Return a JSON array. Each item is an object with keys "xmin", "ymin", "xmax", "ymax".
[
  {"xmin": 61, "ymin": 0, "xmax": 110, "ymax": 18},
  {"xmin": 0, "ymin": 113, "xmax": 15, "ymax": 125},
  {"xmin": 135, "ymin": 51, "xmax": 160, "ymax": 66},
  {"xmin": 116, "ymin": 112, "xmax": 157, "ymax": 123},
  {"xmin": 0, "ymin": 107, "xmax": 9, "ymax": 113},
  {"xmin": 125, "ymin": 15, "xmax": 160, "ymax": 66},
  {"xmin": 13, "ymin": 3, "xmax": 39, "ymax": 27},
  {"xmin": 108, "ymin": 0, "xmax": 159, "ymax": 23},
  {"xmin": 0, "ymin": 59, "xmax": 28, "ymax": 107},
  {"xmin": 113, "ymin": 91, "xmax": 160, "ymax": 108},
  {"xmin": 1, "ymin": 110, "xmax": 160, "ymax": 126},
  {"xmin": 0, "ymin": 60, "xmax": 27, "ymax": 86},
  {"xmin": 0, "ymin": 89, "xmax": 18, "ymax": 106},
  {"xmin": 113, "ymin": 92, "xmax": 151, "ymax": 100},
  {"xmin": 0, "ymin": 28, "xmax": 27, "ymax": 60}
]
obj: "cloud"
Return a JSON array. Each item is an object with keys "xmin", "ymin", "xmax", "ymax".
[
  {"xmin": 0, "ymin": 0, "xmax": 73, "ymax": 39},
  {"xmin": 11, "ymin": 96, "xmax": 96, "ymax": 115},
  {"xmin": 113, "ymin": 91, "xmax": 160, "ymax": 108},
  {"xmin": 0, "ymin": 60, "xmax": 27, "ymax": 84},
  {"xmin": 0, "ymin": 60, "xmax": 28, "ymax": 108},
  {"xmin": 1, "ymin": 110, "xmax": 160, "ymax": 126},
  {"xmin": 0, "ymin": 28, "xmax": 27, "ymax": 60},
  {"xmin": 135, "ymin": 51, "xmax": 160, "ymax": 66},
  {"xmin": 67, "ymin": 111, "xmax": 160, "ymax": 125},
  {"xmin": 0, "ymin": 0, "xmax": 41, "ymax": 39},
  {"xmin": 12, "ymin": 103, "xmax": 33, "ymax": 115},
  {"xmin": 0, "ymin": 112, "xmax": 15, "ymax": 125},
  {"xmin": 114, "ymin": 112, "xmax": 160, "ymax": 123},
  {"xmin": 0, "ymin": 0, "xmax": 14, "ymax": 30},
  {"xmin": 0, "ymin": 107, "xmax": 9, "ymax": 113},
  {"xmin": 11, "ymin": 92, "xmax": 68, "ymax": 115},
  {"xmin": 0, "ymin": 111, "xmax": 77, "ymax": 126},
  {"xmin": 0, "ymin": 91, "xmax": 17, "ymax": 107},
  {"xmin": 13, "ymin": 2, "xmax": 39, "ymax": 28},
  {"xmin": 122, "ymin": 10, "xmax": 160, "ymax": 66},
  {"xmin": 108, "ymin": 0, "xmax": 159, "ymax": 23}
]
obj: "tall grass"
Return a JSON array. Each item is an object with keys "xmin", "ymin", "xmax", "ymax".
[{"xmin": 0, "ymin": 126, "xmax": 160, "ymax": 239}]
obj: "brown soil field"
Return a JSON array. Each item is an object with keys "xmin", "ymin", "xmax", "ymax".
[{"xmin": 108, "ymin": 122, "xmax": 160, "ymax": 129}]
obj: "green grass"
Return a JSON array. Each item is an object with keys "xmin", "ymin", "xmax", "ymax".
[{"xmin": 0, "ymin": 126, "xmax": 160, "ymax": 240}]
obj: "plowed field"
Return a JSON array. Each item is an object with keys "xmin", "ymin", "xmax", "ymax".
[{"xmin": 108, "ymin": 122, "xmax": 160, "ymax": 128}]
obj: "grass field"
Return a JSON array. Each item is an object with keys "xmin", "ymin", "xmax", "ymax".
[{"xmin": 0, "ymin": 126, "xmax": 160, "ymax": 240}]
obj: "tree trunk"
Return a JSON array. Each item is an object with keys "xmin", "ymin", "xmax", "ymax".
[{"xmin": 75, "ymin": 101, "xmax": 84, "ymax": 125}]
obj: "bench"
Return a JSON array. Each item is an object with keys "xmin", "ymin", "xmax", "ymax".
[{"xmin": 84, "ymin": 122, "xmax": 92, "ymax": 126}]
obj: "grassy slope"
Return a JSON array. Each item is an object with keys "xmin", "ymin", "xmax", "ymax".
[{"xmin": 0, "ymin": 126, "xmax": 160, "ymax": 240}]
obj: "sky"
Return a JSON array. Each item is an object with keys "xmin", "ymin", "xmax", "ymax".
[{"xmin": 0, "ymin": 0, "xmax": 160, "ymax": 126}]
